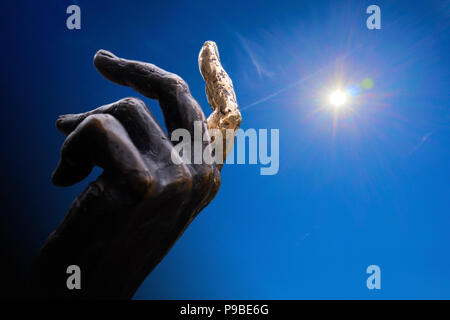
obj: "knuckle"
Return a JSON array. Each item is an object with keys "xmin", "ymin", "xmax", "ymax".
[
  {"xmin": 82, "ymin": 114, "xmax": 115, "ymax": 130},
  {"xmin": 193, "ymin": 165, "xmax": 221, "ymax": 192},
  {"xmin": 166, "ymin": 74, "xmax": 189, "ymax": 94},
  {"xmin": 130, "ymin": 169, "xmax": 153, "ymax": 193},
  {"xmin": 174, "ymin": 76, "xmax": 188, "ymax": 89},
  {"xmin": 174, "ymin": 164, "xmax": 193, "ymax": 188},
  {"xmin": 123, "ymin": 96, "xmax": 145, "ymax": 107},
  {"xmin": 175, "ymin": 79, "xmax": 189, "ymax": 94},
  {"xmin": 116, "ymin": 97, "xmax": 146, "ymax": 112},
  {"xmin": 162, "ymin": 163, "xmax": 193, "ymax": 195},
  {"xmin": 115, "ymin": 169, "xmax": 154, "ymax": 202}
]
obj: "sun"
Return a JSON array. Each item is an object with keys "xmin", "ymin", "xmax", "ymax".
[{"xmin": 329, "ymin": 90, "xmax": 348, "ymax": 108}]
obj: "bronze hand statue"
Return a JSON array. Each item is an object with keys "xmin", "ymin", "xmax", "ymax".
[{"xmin": 32, "ymin": 42, "xmax": 241, "ymax": 299}]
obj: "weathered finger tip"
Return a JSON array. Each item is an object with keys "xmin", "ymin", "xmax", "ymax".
[
  {"xmin": 202, "ymin": 40, "xmax": 217, "ymax": 49},
  {"xmin": 93, "ymin": 49, "xmax": 130, "ymax": 86},
  {"xmin": 94, "ymin": 49, "xmax": 116, "ymax": 61},
  {"xmin": 199, "ymin": 41, "xmax": 219, "ymax": 62},
  {"xmin": 93, "ymin": 49, "xmax": 118, "ymax": 71}
]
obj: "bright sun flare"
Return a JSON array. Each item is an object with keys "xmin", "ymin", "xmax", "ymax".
[{"xmin": 329, "ymin": 90, "xmax": 348, "ymax": 107}]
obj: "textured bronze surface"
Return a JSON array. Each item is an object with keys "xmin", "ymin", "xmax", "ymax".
[{"xmin": 32, "ymin": 42, "xmax": 241, "ymax": 299}]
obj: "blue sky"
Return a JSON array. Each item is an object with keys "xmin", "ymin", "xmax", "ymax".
[{"xmin": 0, "ymin": 0, "xmax": 449, "ymax": 299}]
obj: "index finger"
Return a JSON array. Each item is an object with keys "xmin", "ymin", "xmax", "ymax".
[{"xmin": 93, "ymin": 50, "xmax": 207, "ymax": 137}]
